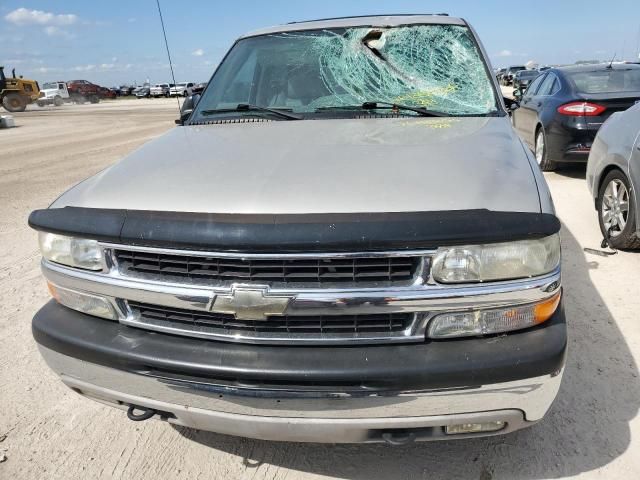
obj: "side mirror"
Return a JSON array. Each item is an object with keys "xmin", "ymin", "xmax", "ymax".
[
  {"xmin": 182, "ymin": 93, "xmax": 201, "ymax": 112},
  {"xmin": 503, "ymin": 97, "xmax": 519, "ymax": 115},
  {"xmin": 513, "ymin": 89, "xmax": 523, "ymax": 99},
  {"xmin": 175, "ymin": 93, "xmax": 201, "ymax": 125}
]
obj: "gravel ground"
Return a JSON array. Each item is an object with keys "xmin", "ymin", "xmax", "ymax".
[{"xmin": 1, "ymin": 98, "xmax": 639, "ymax": 480}]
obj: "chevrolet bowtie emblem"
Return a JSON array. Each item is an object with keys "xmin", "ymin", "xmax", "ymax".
[{"xmin": 210, "ymin": 285, "xmax": 293, "ymax": 321}]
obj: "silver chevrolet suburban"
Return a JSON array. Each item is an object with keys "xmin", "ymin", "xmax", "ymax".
[{"xmin": 29, "ymin": 14, "xmax": 566, "ymax": 444}]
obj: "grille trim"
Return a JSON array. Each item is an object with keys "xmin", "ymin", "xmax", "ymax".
[
  {"xmin": 42, "ymin": 255, "xmax": 562, "ymax": 345},
  {"xmin": 113, "ymin": 249, "xmax": 423, "ymax": 286},
  {"xmin": 108, "ymin": 245, "xmax": 430, "ymax": 343},
  {"xmin": 126, "ymin": 301, "xmax": 420, "ymax": 344}
]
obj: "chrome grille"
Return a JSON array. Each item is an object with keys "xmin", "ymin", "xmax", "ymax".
[
  {"xmin": 128, "ymin": 301, "xmax": 414, "ymax": 339},
  {"xmin": 114, "ymin": 249, "xmax": 420, "ymax": 285}
]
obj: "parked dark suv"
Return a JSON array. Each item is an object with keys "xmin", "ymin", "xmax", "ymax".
[
  {"xmin": 513, "ymin": 69, "xmax": 541, "ymax": 93},
  {"xmin": 503, "ymin": 65, "xmax": 526, "ymax": 86}
]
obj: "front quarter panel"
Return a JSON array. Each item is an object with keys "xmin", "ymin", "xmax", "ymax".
[
  {"xmin": 586, "ymin": 116, "xmax": 614, "ymax": 200},
  {"xmin": 629, "ymin": 112, "xmax": 640, "ymax": 231},
  {"xmin": 518, "ymin": 137, "xmax": 555, "ymax": 214}
]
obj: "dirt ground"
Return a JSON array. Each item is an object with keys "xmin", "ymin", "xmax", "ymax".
[{"xmin": 1, "ymin": 98, "xmax": 639, "ymax": 480}]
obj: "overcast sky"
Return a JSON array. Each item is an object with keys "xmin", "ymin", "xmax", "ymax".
[{"xmin": 1, "ymin": 0, "xmax": 639, "ymax": 86}]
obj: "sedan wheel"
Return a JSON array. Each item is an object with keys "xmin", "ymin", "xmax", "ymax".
[
  {"xmin": 598, "ymin": 170, "xmax": 640, "ymax": 249},
  {"xmin": 535, "ymin": 128, "xmax": 556, "ymax": 172},
  {"xmin": 535, "ymin": 130, "xmax": 544, "ymax": 163},
  {"xmin": 601, "ymin": 179, "xmax": 630, "ymax": 236}
]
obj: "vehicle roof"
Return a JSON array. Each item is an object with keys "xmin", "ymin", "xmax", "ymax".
[
  {"xmin": 554, "ymin": 63, "xmax": 640, "ymax": 73},
  {"xmin": 240, "ymin": 14, "xmax": 466, "ymax": 38}
]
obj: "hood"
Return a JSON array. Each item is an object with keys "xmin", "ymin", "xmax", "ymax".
[
  {"xmin": 42, "ymin": 88, "xmax": 59, "ymax": 96},
  {"xmin": 53, "ymin": 116, "xmax": 541, "ymax": 214}
]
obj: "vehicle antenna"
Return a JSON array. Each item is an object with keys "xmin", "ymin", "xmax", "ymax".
[
  {"xmin": 606, "ymin": 52, "xmax": 616, "ymax": 69},
  {"xmin": 155, "ymin": 0, "xmax": 181, "ymax": 116}
]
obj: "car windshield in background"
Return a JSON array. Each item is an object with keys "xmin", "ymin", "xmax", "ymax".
[
  {"xmin": 42, "ymin": 82, "xmax": 58, "ymax": 89},
  {"xmin": 568, "ymin": 68, "xmax": 640, "ymax": 94},
  {"xmin": 192, "ymin": 24, "xmax": 498, "ymax": 120}
]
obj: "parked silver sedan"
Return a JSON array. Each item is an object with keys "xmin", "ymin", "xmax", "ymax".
[{"xmin": 587, "ymin": 102, "xmax": 640, "ymax": 249}]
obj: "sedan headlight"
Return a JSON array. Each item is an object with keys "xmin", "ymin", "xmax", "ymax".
[
  {"xmin": 38, "ymin": 232, "xmax": 103, "ymax": 270},
  {"xmin": 431, "ymin": 235, "xmax": 560, "ymax": 283}
]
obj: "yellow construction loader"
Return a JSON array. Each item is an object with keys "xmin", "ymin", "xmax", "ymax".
[{"xmin": 1, "ymin": 66, "xmax": 40, "ymax": 112}]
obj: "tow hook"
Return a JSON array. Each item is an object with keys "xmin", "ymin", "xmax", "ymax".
[
  {"xmin": 381, "ymin": 431, "xmax": 417, "ymax": 445},
  {"xmin": 126, "ymin": 404, "xmax": 157, "ymax": 422}
]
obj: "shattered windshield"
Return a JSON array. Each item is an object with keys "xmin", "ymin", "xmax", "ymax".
[{"xmin": 192, "ymin": 24, "xmax": 498, "ymax": 120}]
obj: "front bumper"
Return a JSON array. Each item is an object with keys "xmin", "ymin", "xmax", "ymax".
[{"xmin": 33, "ymin": 300, "xmax": 566, "ymax": 443}]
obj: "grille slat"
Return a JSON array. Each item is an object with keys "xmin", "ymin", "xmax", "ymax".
[
  {"xmin": 115, "ymin": 250, "xmax": 420, "ymax": 285},
  {"xmin": 128, "ymin": 302, "xmax": 413, "ymax": 336}
]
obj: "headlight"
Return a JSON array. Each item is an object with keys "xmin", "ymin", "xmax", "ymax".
[
  {"xmin": 428, "ymin": 291, "xmax": 561, "ymax": 339},
  {"xmin": 38, "ymin": 232, "xmax": 102, "ymax": 270},
  {"xmin": 431, "ymin": 235, "xmax": 560, "ymax": 283}
]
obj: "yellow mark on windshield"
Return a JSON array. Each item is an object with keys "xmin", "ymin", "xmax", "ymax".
[
  {"xmin": 394, "ymin": 84, "xmax": 458, "ymax": 107},
  {"xmin": 399, "ymin": 118, "xmax": 461, "ymax": 128}
]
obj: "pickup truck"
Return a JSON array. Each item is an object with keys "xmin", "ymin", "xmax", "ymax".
[
  {"xmin": 150, "ymin": 83, "xmax": 171, "ymax": 97},
  {"xmin": 29, "ymin": 14, "xmax": 566, "ymax": 444},
  {"xmin": 66, "ymin": 79, "xmax": 102, "ymax": 103},
  {"xmin": 169, "ymin": 82, "xmax": 194, "ymax": 97}
]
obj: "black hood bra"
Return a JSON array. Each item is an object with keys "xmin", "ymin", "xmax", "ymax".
[{"xmin": 29, "ymin": 207, "xmax": 560, "ymax": 252}]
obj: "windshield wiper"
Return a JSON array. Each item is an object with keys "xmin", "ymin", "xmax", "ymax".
[
  {"xmin": 316, "ymin": 101, "xmax": 446, "ymax": 117},
  {"xmin": 200, "ymin": 104, "xmax": 302, "ymax": 120}
]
